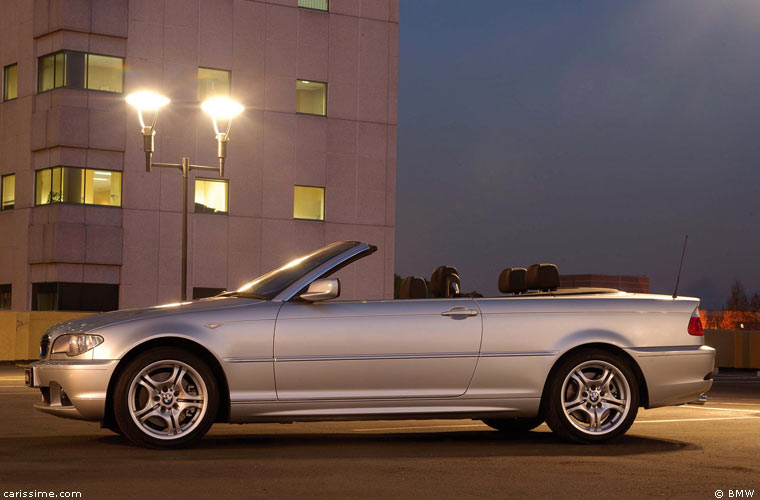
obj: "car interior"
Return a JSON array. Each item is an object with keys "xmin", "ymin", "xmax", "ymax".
[{"xmin": 398, "ymin": 262, "xmax": 619, "ymax": 299}]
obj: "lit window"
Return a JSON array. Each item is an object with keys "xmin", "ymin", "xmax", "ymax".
[
  {"xmin": 35, "ymin": 167, "xmax": 122, "ymax": 206},
  {"xmin": 86, "ymin": 54, "xmax": 123, "ymax": 92},
  {"xmin": 198, "ymin": 68, "xmax": 231, "ymax": 101},
  {"xmin": 0, "ymin": 284, "xmax": 10, "ymax": 310},
  {"xmin": 298, "ymin": 0, "xmax": 328, "ymax": 11},
  {"xmin": 296, "ymin": 80, "xmax": 327, "ymax": 116},
  {"xmin": 3, "ymin": 64, "xmax": 18, "ymax": 101},
  {"xmin": 293, "ymin": 185, "xmax": 324, "ymax": 221},
  {"xmin": 1, "ymin": 174, "xmax": 15, "ymax": 210},
  {"xmin": 38, "ymin": 51, "xmax": 123, "ymax": 93},
  {"xmin": 195, "ymin": 178, "xmax": 228, "ymax": 214},
  {"xmin": 85, "ymin": 170, "xmax": 122, "ymax": 206}
]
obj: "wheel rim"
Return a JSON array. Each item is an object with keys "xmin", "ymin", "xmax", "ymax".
[
  {"xmin": 127, "ymin": 360, "xmax": 208, "ymax": 440},
  {"xmin": 560, "ymin": 360, "xmax": 631, "ymax": 435}
]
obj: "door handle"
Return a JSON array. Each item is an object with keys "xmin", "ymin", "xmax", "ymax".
[{"xmin": 441, "ymin": 308, "xmax": 479, "ymax": 317}]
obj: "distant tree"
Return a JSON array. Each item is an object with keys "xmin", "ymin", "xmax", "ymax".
[
  {"xmin": 725, "ymin": 280, "xmax": 749, "ymax": 311},
  {"xmin": 750, "ymin": 293, "xmax": 760, "ymax": 313}
]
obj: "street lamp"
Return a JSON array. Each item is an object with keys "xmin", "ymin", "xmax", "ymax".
[{"xmin": 126, "ymin": 91, "xmax": 244, "ymax": 301}]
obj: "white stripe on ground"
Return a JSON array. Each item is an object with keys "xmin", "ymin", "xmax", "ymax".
[
  {"xmin": 0, "ymin": 392, "xmax": 38, "ymax": 395},
  {"xmin": 679, "ymin": 406, "xmax": 760, "ymax": 413},
  {"xmin": 699, "ymin": 402, "xmax": 760, "ymax": 407},
  {"xmin": 634, "ymin": 416, "xmax": 758, "ymax": 424},
  {"xmin": 354, "ymin": 415, "xmax": 760, "ymax": 432},
  {"xmin": 0, "ymin": 385, "xmax": 27, "ymax": 388},
  {"xmin": 0, "ymin": 377, "xmax": 24, "ymax": 381}
]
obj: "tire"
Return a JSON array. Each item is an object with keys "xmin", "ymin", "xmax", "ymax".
[
  {"xmin": 482, "ymin": 417, "xmax": 544, "ymax": 434},
  {"xmin": 544, "ymin": 349, "xmax": 639, "ymax": 444},
  {"xmin": 113, "ymin": 347, "xmax": 219, "ymax": 449}
]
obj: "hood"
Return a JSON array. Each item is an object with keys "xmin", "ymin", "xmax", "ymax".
[{"xmin": 54, "ymin": 296, "xmax": 262, "ymax": 334}]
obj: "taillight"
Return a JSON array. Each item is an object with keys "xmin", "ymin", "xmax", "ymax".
[{"xmin": 688, "ymin": 310, "xmax": 704, "ymax": 336}]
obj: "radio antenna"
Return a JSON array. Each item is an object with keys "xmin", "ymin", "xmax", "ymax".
[{"xmin": 672, "ymin": 234, "xmax": 688, "ymax": 299}]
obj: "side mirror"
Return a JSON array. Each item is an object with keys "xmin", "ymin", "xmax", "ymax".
[{"xmin": 299, "ymin": 278, "xmax": 340, "ymax": 302}]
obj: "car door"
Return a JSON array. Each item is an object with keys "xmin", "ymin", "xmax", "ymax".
[{"xmin": 273, "ymin": 298, "xmax": 483, "ymax": 400}]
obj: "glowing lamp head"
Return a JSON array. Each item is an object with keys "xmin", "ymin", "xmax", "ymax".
[
  {"xmin": 201, "ymin": 97, "xmax": 244, "ymax": 120},
  {"xmin": 125, "ymin": 91, "xmax": 170, "ymax": 111}
]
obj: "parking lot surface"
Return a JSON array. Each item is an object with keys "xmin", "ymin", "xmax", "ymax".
[{"xmin": 1, "ymin": 365, "xmax": 758, "ymax": 499}]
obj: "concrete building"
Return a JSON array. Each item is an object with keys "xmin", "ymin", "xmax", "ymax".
[{"xmin": 0, "ymin": 0, "xmax": 399, "ymax": 311}]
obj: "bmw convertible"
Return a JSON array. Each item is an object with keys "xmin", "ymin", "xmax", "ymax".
[{"xmin": 26, "ymin": 241, "xmax": 715, "ymax": 448}]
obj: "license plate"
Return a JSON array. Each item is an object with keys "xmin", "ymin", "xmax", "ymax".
[{"xmin": 24, "ymin": 367, "xmax": 33, "ymax": 387}]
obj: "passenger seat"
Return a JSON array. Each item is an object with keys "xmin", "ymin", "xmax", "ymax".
[
  {"xmin": 399, "ymin": 276, "xmax": 427, "ymax": 299},
  {"xmin": 498, "ymin": 268, "xmax": 527, "ymax": 295},
  {"xmin": 526, "ymin": 263, "xmax": 560, "ymax": 292}
]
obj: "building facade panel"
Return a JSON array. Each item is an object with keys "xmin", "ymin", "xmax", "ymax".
[{"xmin": 0, "ymin": 0, "xmax": 397, "ymax": 311}]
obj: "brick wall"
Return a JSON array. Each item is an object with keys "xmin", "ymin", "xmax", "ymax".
[{"xmin": 560, "ymin": 274, "xmax": 649, "ymax": 293}]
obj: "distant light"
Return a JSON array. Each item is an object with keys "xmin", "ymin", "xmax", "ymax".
[
  {"xmin": 125, "ymin": 91, "xmax": 170, "ymax": 111},
  {"xmin": 740, "ymin": 323, "xmax": 744, "ymax": 329},
  {"xmin": 301, "ymin": 80, "xmax": 311, "ymax": 84},
  {"xmin": 201, "ymin": 97, "xmax": 244, "ymax": 119}
]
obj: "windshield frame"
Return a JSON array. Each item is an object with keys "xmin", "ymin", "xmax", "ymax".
[{"xmin": 222, "ymin": 241, "xmax": 373, "ymax": 301}]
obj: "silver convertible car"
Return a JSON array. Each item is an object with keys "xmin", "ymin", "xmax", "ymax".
[{"xmin": 26, "ymin": 241, "xmax": 715, "ymax": 448}]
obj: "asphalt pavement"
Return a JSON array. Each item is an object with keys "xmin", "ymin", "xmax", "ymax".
[{"xmin": 0, "ymin": 365, "xmax": 758, "ymax": 500}]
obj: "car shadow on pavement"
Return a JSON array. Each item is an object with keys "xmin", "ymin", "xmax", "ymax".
[{"xmin": 89, "ymin": 429, "xmax": 700, "ymax": 458}]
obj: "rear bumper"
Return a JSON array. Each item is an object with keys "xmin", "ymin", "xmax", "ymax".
[
  {"xmin": 27, "ymin": 359, "xmax": 118, "ymax": 421},
  {"xmin": 627, "ymin": 345, "xmax": 716, "ymax": 408}
]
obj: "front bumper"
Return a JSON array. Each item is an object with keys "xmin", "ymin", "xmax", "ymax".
[
  {"xmin": 627, "ymin": 345, "xmax": 716, "ymax": 408},
  {"xmin": 26, "ymin": 359, "xmax": 119, "ymax": 421}
]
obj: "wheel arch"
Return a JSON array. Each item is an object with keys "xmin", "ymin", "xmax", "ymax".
[
  {"xmin": 539, "ymin": 342, "xmax": 650, "ymax": 415},
  {"xmin": 101, "ymin": 336, "xmax": 231, "ymax": 432}
]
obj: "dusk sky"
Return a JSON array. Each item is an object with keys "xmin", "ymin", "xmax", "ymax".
[{"xmin": 394, "ymin": 0, "xmax": 760, "ymax": 308}]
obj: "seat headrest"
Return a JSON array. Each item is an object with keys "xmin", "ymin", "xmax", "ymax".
[
  {"xmin": 399, "ymin": 276, "xmax": 427, "ymax": 299},
  {"xmin": 430, "ymin": 265, "xmax": 461, "ymax": 298},
  {"xmin": 498, "ymin": 268, "xmax": 527, "ymax": 294},
  {"xmin": 526, "ymin": 263, "xmax": 560, "ymax": 291}
]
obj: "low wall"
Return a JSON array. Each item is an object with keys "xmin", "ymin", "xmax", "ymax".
[
  {"xmin": 705, "ymin": 330, "xmax": 760, "ymax": 369},
  {"xmin": 0, "ymin": 311, "xmax": 94, "ymax": 361}
]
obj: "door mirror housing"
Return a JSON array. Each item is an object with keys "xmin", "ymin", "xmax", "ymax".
[{"xmin": 299, "ymin": 278, "xmax": 340, "ymax": 302}]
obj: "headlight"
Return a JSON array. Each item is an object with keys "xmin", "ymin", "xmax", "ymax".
[{"xmin": 51, "ymin": 334, "xmax": 104, "ymax": 357}]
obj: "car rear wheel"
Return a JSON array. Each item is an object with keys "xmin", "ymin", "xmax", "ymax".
[
  {"xmin": 113, "ymin": 347, "xmax": 219, "ymax": 449},
  {"xmin": 482, "ymin": 417, "xmax": 543, "ymax": 434},
  {"xmin": 545, "ymin": 350, "xmax": 639, "ymax": 444}
]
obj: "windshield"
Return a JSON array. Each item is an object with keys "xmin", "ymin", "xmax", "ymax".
[{"xmin": 224, "ymin": 241, "xmax": 360, "ymax": 300}]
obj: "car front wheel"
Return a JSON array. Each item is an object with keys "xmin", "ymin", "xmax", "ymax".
[
  {"xmin": 113, "ymin": 347, "xmax": 219, "ymax": 449},
  {"xmin": 544, "ymin": 350, "xmax": 639, "ymax": 444}
]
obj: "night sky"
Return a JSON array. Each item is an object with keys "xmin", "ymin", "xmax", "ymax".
[{"xmin": 394, "ymin": 0, "xmax": 760, "ymax": 308}]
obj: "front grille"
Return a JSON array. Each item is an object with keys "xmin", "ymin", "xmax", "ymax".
[{"xmin": 40, "ymin": 333, "xmax": 51, "ymax": 358}]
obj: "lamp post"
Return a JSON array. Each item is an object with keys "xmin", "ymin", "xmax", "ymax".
[{"xmin": 126, "ymin": 91, "xmax": 244, "ymax": 301}]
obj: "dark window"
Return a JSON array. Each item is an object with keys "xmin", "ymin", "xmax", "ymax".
[
  {"xmin": 193, "ymin": 287, "xmax": 226, "ymax": 299},
  {"xmin": 38, "ymin": 51, "xmax": 123, "ymax": 93},
  {"xmin": 32, "ymin": 283, "xmax": 119, "ymax": 312},
  {"xmin": 0, "ymin": 284, "xmax": 11, "ymax": 310}
]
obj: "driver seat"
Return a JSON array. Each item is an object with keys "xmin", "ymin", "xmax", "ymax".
[{"xmin": 430, "ymin": 266, "xmax": 461, "ymax": 298}]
